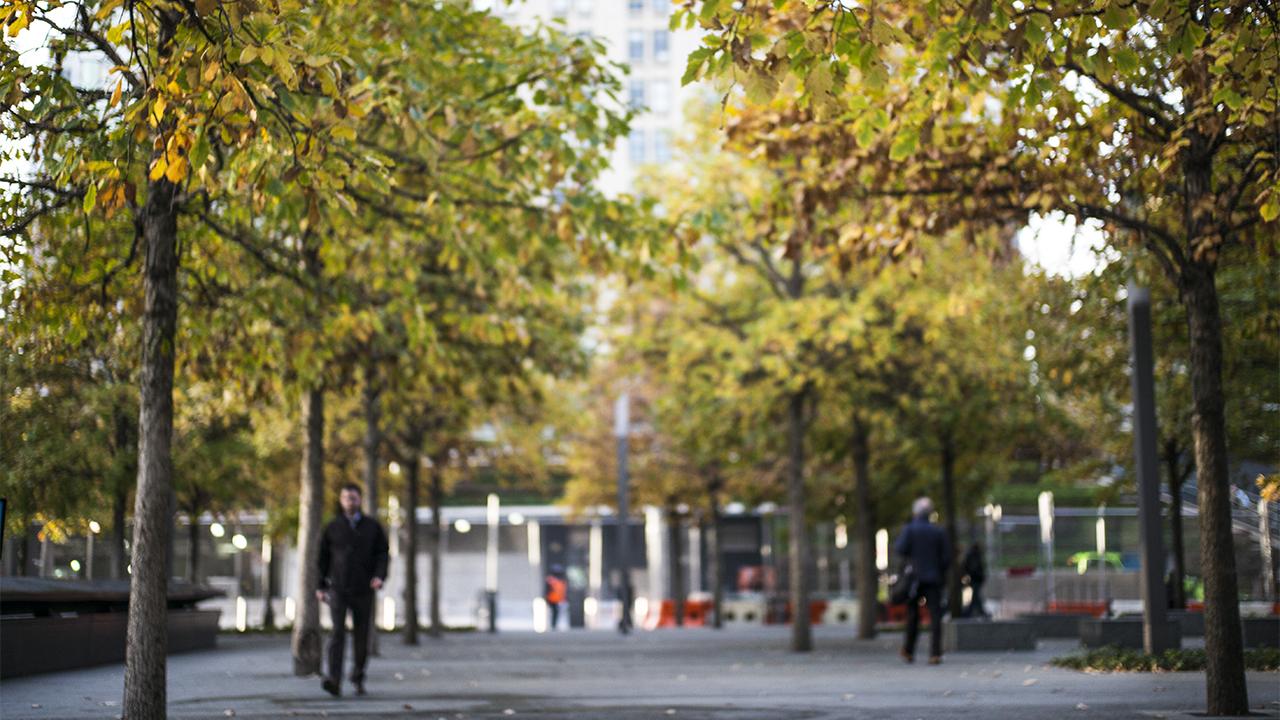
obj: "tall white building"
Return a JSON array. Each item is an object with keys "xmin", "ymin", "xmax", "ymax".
[{"xmin": 490, "ymin": 0, "xmax": 705, "ymax": 194}]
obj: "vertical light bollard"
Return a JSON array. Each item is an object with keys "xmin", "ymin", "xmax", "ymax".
[
  {"xmin": 485, "ymin": 494, "xmax": 500, "ymax": 633},
  {"xmin": 615, "ymin": 393, "xmax": 633, "ymax": 634}
]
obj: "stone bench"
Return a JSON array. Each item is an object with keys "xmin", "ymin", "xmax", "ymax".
[
  {"xmin": 944, "ymin": 618, "xmax": 1036, "ymax": 652},
  {"xmin": 1120, "ymin": 610, "xmax": 1204, "ymax": 636},
  {"xmin": 1242, "ymin": 617, "xmax": 1279, "ymax": 649},
  {"xmin": 1017, "ymin": 612, "xmax": 1091, "ymax": 638},
  {"xmin": 1079, "ymin": 617, "xmax": 1182, "ymax": 650}
]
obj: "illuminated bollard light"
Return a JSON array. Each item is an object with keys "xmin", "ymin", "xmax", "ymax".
[
  {"xmin": 383, "ymin": 596, "xmax": 396, "ymax": 631},
  {"xmin": 236, "ymin": 596, "xmax": 248, "ymax": 632}
]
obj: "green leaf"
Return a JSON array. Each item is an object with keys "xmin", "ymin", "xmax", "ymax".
[
  {"xmin": 1212, "ymin": 87, "xmax": 1243, "ymax": 111},
  {"xmin": 82, "ymin": 184, "xmax": 96, "ymax": 214},
  {"xmin": 889, "ymin": 127, "xmax": 919, "ymax": 161}
]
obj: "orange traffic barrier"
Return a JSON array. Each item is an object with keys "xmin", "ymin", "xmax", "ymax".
[
  {"xmin": 683, "ymin": 599, "xmax": 711, "ymax": 627},
  {"xmin": 645, "ymin": 599, "xmax": 714, "ymax": 629},
  {"xmin": 1047, "ymin": 600, "xmax": 1110, "ymax": 617},
  {"xmin": 881, "ymin": 602, "xmax": 931, "ymax": 626}
]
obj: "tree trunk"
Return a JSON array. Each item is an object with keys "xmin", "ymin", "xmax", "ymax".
[
  {"xmin": 404, "ymin": 457, "xmax": 420, "ymax": 645},
  {"xmin": 852, "ymin": 413, "xmax": 877, "ymax": 639},
  {"xmin": 262, "ymin": 530, "xmax": 276, "ymax": 630},
  {"xmin": 787, "ymin": 388, "xmax": 812, "ymax": 652},
  {"xmin": 707, "ymin": 477, "xmax": 723, "ymax": 629},
  {"xmin": 291, "ymin": 388, "xmax": 326, "ymax": 675},
  {"xmin": 429, "ymin": 459, "xmax": 444, "ymax": 638},
  {"xmin": 1183, "ymin": 259, "xmax": 1248, "ymax": 715},
  {"xmin": 941, "ymin": 434, "xmax": 961, "ymax": 618},
  {"xmin": 1164, "ymin": 437, "xmax": 1188, "ymax": 610},
  {"xmin": 122, "ymin": 170, "xmax": 180, "ymax": 720},
  {"xmin": 668, "ymin": 503, "xmax": 684, "ymax": 626},
  {"xmin": 111, "ymin": 483, "xmax": 127, "ymax": 580},
  {"xmin": 111, "ymin": 405, "xmax": 132, "ymax": 581},
  {"xmin": 187, "ymin": 506, "xmax": 200, "ymax": 584},
  {"xmin": 362, "ymin": 367, "xmax": 380, "ymax": 655}
]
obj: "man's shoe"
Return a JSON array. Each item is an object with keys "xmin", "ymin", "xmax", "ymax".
[
  {"xmin": 928, "ymin": 656, "xmax": 942, "ymax": 665},
  {"xmin": 899, "ymin": 648, "xmax": 914, "ymax": 664},
  {"xmin": 321, "ymin": 677, "xmax": 341, "ymax": 697},
  {"xmin": 354, "ymin": 681, "xmax": 366, "ymax": 696}
]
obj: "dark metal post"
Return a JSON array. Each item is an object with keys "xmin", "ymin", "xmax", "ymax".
[{"xmin": 1128, "ymin": 285, "xmax": 1173, "ymax": 653}]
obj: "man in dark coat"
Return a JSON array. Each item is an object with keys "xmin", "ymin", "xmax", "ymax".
[
  {"xmin": 316, "ymin": 483, "xmax": 389, "ymax": 697},
  {"xmin": 962, "ymin": 542, "xmax": 989, "ymax": 618},
  {"xmin": 894, "ymin": 496, "xmax": 950, "ymax": 665}
]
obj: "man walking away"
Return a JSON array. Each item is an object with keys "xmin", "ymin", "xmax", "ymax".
[
  {"xmin": 894, "ymin": 497, "xmax": 950, "ymax": 665},
  {"xmin": 544, "ymin": 565, "xmax": 566, "ymax": 630},
  {"xmin": 317, "ymin": 483, "xmax": 389, "ymax": 697}
]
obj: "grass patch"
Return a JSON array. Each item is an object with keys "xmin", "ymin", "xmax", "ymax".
[{"xmin": 1052, "ymin": 646, "xmax": 1280, "ymax": 672}]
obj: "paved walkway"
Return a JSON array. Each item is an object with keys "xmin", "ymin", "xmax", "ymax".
[{"xmin": 3, "ymin": 627, "xmax": 1277, "ymax": 719}]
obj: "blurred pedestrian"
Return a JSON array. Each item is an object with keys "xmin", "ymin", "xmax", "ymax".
[
  {"xmin": 545, "ymin": 565, "xmax": 566, "ymax": 630},
  {"xmin": 962, "ymin": 542, "xmax": 989, "ymax": 618},
  {"xmin": 316, "ymin": 483, "xmax": 389, "ymax": 697},
  {"xmin": 894, "ymin": 496, "xmax": 950, "ymax": 665}
]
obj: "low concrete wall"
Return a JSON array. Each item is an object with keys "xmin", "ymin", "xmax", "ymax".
[
  {"xmin": 1, "ymin": 609, "xmax": 220, "ymax": 679},
  {"xmin": 944, "ymin": 619, "xmax": 1036, "ymax": 652},
  {"xmin": 1017, "ymin": 613, "xmax": 1090, "ymax": 639},
  {"xmin": 1242, "ymin": 617, "xmax": 1279, "ymax": 649},
  {"xmin": 1079, "ymin": 617, "xmax": 1182, "ymax": 651}
]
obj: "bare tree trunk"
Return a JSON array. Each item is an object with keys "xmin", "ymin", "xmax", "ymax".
[
  {"xmin": 291, "ymin": 388, "xmax": 326, "ymax": 675},
  {"xmin": 1183, "ymin": 259, "xmax": 1248, "ymax": 715},
  {"xmin": 787, "ymin": 388, "xmax": 812, "ymax": 652},
  {"xmin": 668, "ymin": 502, "xmax": 684, "ymax": 626},
  {"xmin": 1164, "ymin": 437, "xmax": 1188, "ymax": 610},
  {"xmin": 429, "ymin": 459, "xmax": 444, "ymax": 638},
  {"xmin": 362, "ymin": 366, "xmax": 381, "ymax": 654},
  {"xmin": 707, "ymin": 475, "xmax": 723, "ymax": 629},
  {"xmin": 941, "ymin": 434, "xmax": 961, "ymax": 618},
  {"xmin": 122, "ymin": 164, "xmax": 180, "ymax": 720},
  {"xmin": 404, "ymin": 456, "xmax": 420, "ymax": 645},
  {"xmin": 852, "ymin": 414, "xmax": 877, "ymax": 639}
]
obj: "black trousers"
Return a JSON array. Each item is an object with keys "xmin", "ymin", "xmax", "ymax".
[
  {"xmin": 327, "ymin": 591, "xmax": 373, "ymax": 685},
  {"xmin": 904, "ymin": 582, "xmax": 943, "ymax": 658},
  {"xmin": 547, "ymin": 601, "xmax": 560, "ymax": 630}
]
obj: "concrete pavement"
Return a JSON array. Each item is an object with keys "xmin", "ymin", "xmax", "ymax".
[{"xmin": 3, "ymin": 626, "xmax": 1277, "ymax": 719}]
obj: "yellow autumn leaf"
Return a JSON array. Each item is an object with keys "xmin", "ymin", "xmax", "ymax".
[
  {"xmin": 108, "ymin": 78, "xmax": 122, "ymax": 108},
  {"xmin": 150, "ymin": 95, "xmax": 166, "ymax": 127},
  {"xmin": 7, "ymin": 9, "xmax": 29, "ymax": 36},
  {"xmin": 149, "ymin": 156, "xmax": 167, "ymax": 181}
]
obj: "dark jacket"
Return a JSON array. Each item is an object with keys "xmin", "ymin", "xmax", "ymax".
[
  {"xmin": 894, "ymin": 517, "xmax": 950, "ymax": 585},
  {"xmin": 962, "ymin": 545, "xmax": 985, "ymax": 585},
  {"xmin": 318, "ymin": 513, "xmax": 389, "ymax": 596}
]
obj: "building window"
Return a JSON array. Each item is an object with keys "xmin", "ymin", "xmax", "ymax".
[
  {"xmin": 651, "ymin": 80, "xmax": 671, "ymax": 114},
  {"xmin": 652, "ymin": 30, "xmax": 670, "ymax": 63},
  {"xmin": 630, "ymin": 130, "xmax": 647, "ymax": 165},
  {"xmin": 653, "ymin": 130, "xmax": 672, "ymax": 163},
  {"xmin": 574, "ymin": 0, "xmax": 591, "ymax": 16},
  {"xmin": 628, "ymin": 30, "xmax": 645, "ymax": 64},
  {"xmin": 628, "ymin": 79, "xmax": 646, "ymax": 110},
  {"xmin": 652, "ymin": 0, "xmax": 668, "ymax": 14},
  {"xmin": 628, "ymin": 0, "xmax": 644, "ymax": 15},
  {"xmin": 551, "ymin": 0, "xmax": 570, "ymax": 16}
]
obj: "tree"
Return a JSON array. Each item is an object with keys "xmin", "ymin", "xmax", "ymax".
[{"xmin": 677, "ymin": 1, "xmax": 1276, "ymax": 711}]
